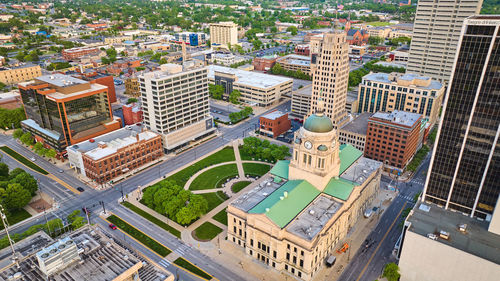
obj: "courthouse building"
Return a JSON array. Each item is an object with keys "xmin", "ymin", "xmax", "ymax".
[{"xmin": 227, "ymin": 100, "xmax": 382, "ymax": 280}]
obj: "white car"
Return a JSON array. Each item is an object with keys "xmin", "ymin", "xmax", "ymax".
[{"xmin": 427, "ymin": 233, "xmax": 438, "ymax": 240}]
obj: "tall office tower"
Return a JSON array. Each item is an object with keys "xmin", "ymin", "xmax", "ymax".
[
  {"xmin": 406, "ymin": 0, "xmax": 483, "ymax": 85},
  {"xmin": 139, "ymin": 61, "xmax": 215, "ymax": 151},
  {"xmin": 209, "ymin": 22, "xmax": 238, "ymax": 48},
  {"xmin": 423, "ymin": 16, "xmax": 500, "ymax": 219},
  {"xmin": 309, "ymin": 30, "xmax": 349, "ymax": 128}
]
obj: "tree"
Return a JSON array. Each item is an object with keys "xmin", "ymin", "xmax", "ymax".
[
  {"xmin": 12, "ymin": 129, "xmax": 23, "ymax": 139},
  {"xmin": 0, "ymin": 163, "xmax": 8, "ymax": 181},
  {"xmin": 67, "ymin": 210, "xmax": 85, "ymax": 230},
  {"xmin": 46, "ymin": 149, "xmax": 57, "ymax": 159},
  {"xmin": 383, "ymin": 263, "xmax": 400, "ymax": 281},
  {"xmin": 127, "ymin": 98, "xmax": 138, "ymax": 104},
  {"xmin": 229, "ymin": 89, "xmax": 241, "ymax": 104},
  {"xmin": 11, "ymin": 172, "xmax": 38, "ymax": 195},
  {"xmin": 286, "ymin": 26, "xmax": 298, "ymax": 35},
  {"xmin": 20, "ymin": 132, "xmax": 33, "ymax": 146},
  {"xmin": 2, "ymin": 183, "xmax": 31, "ymax": 210},
  {"xmin": 33, "ymin": 142, "xmax": 43, "ymax": 154},
  {"xmin": 8, "ymin": 168, "xmax": 24, "ymax": 180},
  {"xmin": 368, "ymin": 36, "xmax": 384, "ymax": 46},
  {"xmin": 209, "ymin": 84, "xmax": 224, "ymax": 100}
]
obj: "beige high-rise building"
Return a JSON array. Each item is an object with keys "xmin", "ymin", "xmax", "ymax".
[
  {"xmin": 0, "ymin": 64, "xmax": 41, "ymax": 85},
  {"xmin": 309, "ymin": 31, "xmax": 349, "ymax": 128},
  {"xmin": 139, "ymin": 61, "xmax": 215, "ymax": 151},
  {"xmin": 209, "ymin": 21, "xmax": 238, "ymax": 48},
  {"xmin": 406, "ymin": 0, "xmax": 483, "ymax": 85}
]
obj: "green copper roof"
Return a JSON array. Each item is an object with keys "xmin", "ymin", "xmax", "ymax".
[
  {"xmin": 249, "ymin": 180, "xmax": 320, "ymax": 228},
  {"xmin": 339, "ymin": 144, "xmax": 363, "ymax": 174},
  {"xmin": 303, "ymin": 114, "xmax": 334, "ymax": 133},
  {"xmin": 323, "ymin": 177, "xmax": 356, "ymax": 201},
  {"xmin": 270, "ymin": 160, "xmax": 290, "ymax": 179}
]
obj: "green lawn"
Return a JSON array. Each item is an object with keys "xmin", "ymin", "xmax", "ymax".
[
  {"xmin": 173, "ymin": 257, "xmax": 212, "ymax": 280},
  {"xmin": 166, "ymin": 147, "xmax": 235, "ymax": 188},
  {"xmin": 193, "ymin": 221, "xmax": 223, "ymax": 241},
  {"xmin": 107, "ymin": 215, "xmax": 172, "ymax": 257},
  {"xmin": 189, "ymin": 164, "xmax": 238, "ymax": 190},
  {"xmin": 0, "ymin": 209, "xmax": 31, "ymax": 230},
  {"xmin": 243, "ymin": 163, "xmax": 271, "ymax": 177},
  {"xmin": 368, "ymin": 21, "xmax": 394, "ymax": 26},
  {"xmin": 0, "ymin": 146, "xmax": 48, "ymax": 175},
  {"xmin": 121, "ymin": 202, "xmax": 181, "ymax": 238},
  {"xmin": 200, "ymin": 191, "xmax": 229, "ymax": 212},
  {"xmin": 212, "ymin": 208, "xmax": 228, "ymax": 225},
  {"xmin": 231, "ymin": 181, "xmax": 251, "ymax": 193}
]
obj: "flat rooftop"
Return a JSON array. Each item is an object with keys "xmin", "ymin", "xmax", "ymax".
[
  {"xmin": 36, "ymin": 73, "xmax": 87, "ymax": 88},
  {"xmin": 371, "ymin": 110, "xmax": 421, "ymax": 128},
  {"xmin": 363, "ymin": 72, "xmax": 442, "ymax": 90},
  {"xmin": 231, "ymin": 178, "xmax": 282, "ymax": 212},
  {"xmin": 261, "ymin": 110, "xmax": 287, "ymax": 120},
  {"xmin": 0, "ymin": 227, "xmax": 171, "ymax": 281},
  {"xmin": 68, "ymin": 125, "xmax": 144, "ymax": 155},
  {"xmin": 294, "ymin": 84, "xmax": 312, "ymax": 96},
  {"xmin": 286, "ymin": 195, "xmax": 342, "ymax": 240},
  {"xmin": 208, "ymin": 65, "xmax": 292, "ymax": 89},
  {"xmin": 84, "ymin": 130, "xmax": 158, "ymax": 161},
  {"xmin": 408, "ymin": 201, "xmax": 500, "ymax": 265},
  {"xmin": 340, "ymin": 156, "xmax": 382, "ymax": 185},
  {"xmin": 341, "ymin": 112, "xmax": 373, "ymax": 135}
]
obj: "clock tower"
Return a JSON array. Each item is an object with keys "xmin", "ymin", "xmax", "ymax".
[{"xmin": 288, "ymin": 99, "xmax": 341, "ymax": 191}]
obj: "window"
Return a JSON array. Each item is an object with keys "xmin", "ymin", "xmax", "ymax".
[
  {"xmin": 286, "ymin": 253, "xmax": 290, "ymax": 260},
  {"xmin": 300, "ymin": 259, "xmax": 304, "ymax": 267},
  {"xmin": 273, "ymin": 251, "xmax": 277, "ymax": 258},
  {"xmin": 250, "ymin": 239, "xmax": 253, "ymax": 247}
]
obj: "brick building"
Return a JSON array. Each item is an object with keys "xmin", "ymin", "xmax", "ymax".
[
  {"xmin": 364, "ymin": 111, "xmax": 422, "ymax": 170},
  {"xmin": 252, "ymin": 55, "xmax": 277, "ymax": 72},
  {"xmin": 125, "ymin": 77, "xmax": 139, "ymax": 96},
  {"xmin": 259, "ymin": 110, "xmax": 291, "ymax": 138},
  {"xmin": 62, "ymin": 47, "xmax": 100, "ymax": 60},
  {"xmin": 122, "ymin": 103, "xmax": 143, "ymax": 125},
  {"xmin": 294, "ymin": 44, "xmax": 310, "ymax": 56},
  {"xmin": 67, "ymin": 126, "xmax": 162, "ymax": 184},
  {"xmin": 346, "ymin": 29, "xmax": 369, "ymax": 45},
  {"xmin": 72, "ymin": 71, "xmax": 117, "ymax": 103}
]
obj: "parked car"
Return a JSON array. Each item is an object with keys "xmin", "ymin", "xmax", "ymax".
[{"xmin": 77, "ymin": 187, "xmax": 85, "ymax": 192}]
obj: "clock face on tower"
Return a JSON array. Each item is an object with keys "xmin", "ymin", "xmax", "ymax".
[{"xmin": 304, "ymin": 141, "xmax": 312, "ymax": 150}]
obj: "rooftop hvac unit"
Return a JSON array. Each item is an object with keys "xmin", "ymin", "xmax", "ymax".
[{"xmin": 36, "ymin": 238, "xmax": 80, "ymax": 277}]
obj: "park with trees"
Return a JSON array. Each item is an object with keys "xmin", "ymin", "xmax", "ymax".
[{"xmin": 228, "ymin": 106, "xmax": 253, "ymax": 124}]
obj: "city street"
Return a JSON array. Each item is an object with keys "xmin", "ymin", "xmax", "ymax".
[
  {"xmin": 0, "ymin": 99, "xmax": 291, "ymax": 281},
  {"xmin": 338, "ymin": 153, "xmax": 431, "ymax": 281}
]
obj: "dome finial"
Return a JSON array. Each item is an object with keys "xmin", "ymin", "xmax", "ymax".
[{"xmin": 316, "ymin": 98, "xmax": 325, "ymax": 116}]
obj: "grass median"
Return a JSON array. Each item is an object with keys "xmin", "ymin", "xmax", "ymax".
[
  {"xmin": 0, "ymin": 146, "xmax": 48, "ymax": 175},
  {"xmin": 107, "ymin": 215, "xmax": 172, "ymax": 257},
  {"xmin": 121, "ymin": 202, "xmax": 181, "ymax": 239},
  {"xmin": 174, "ymin": 257, "xmax": 212, "ymax": 280}
]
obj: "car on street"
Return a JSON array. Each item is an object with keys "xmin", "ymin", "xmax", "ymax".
[
  {"xmin": 77, "ymin": 187, "xmax": 85, "ymax": 192},
  {"xmin": 109, "ymin": 223, "xmax": 117, "ymax": 230},
  {"xmin": 30, "ymin": 157, "xmax": 36, "ymax": 161},
  {"xmin": 58, "ymin": 169, "xmax": 63, "ymax": 173}
]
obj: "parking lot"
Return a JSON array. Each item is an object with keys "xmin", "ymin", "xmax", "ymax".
[
  {"xmin": 275, "ymin": 119, "xmax": 302, "ymax": 144},
  {"xmin": 210, "ymin": 101, "xmax": 240, "ymax": 123}
]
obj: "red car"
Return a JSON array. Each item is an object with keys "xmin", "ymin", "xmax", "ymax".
[{"xmin": 109, "ymin": 223, "xmax": 117, "ymax": 230}]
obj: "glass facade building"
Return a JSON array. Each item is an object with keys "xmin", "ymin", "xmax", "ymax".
[
  {"xmin": 423, "ymin": 16, "xmax": 500, "ymax": 218},
  {"xmin": 18, "ymin": 74, "xmax": 118, "ymax": 153}
]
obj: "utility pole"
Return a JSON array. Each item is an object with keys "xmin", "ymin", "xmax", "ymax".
[
  {"xmin": 100, "ymin": 201, "xmax": 106, "ymax": 214},
  {"xmin": 83, "ymin": 206, "xmax": 90, "ymax": 227},
  {"xmin": 0, "ymin": 204, "xmax": 18, "ymax": 266}
]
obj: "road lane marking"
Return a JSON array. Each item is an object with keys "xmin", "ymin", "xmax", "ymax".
[
  {"xmin": 356, "ymin": 201, "xmax": 408, "ymax": 281},
  {"xmin": 108, "ymin": 212, "xmax": 216, "ymax": 281},
  {"xmin": 47, "ymin": 174, "xmax": 80, "ymax": 195}
]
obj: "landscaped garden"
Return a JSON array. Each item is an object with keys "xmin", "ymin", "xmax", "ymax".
[
  {"xmin": 141, "ymin": 180, "xmax": 208, "ymax": 226},
  {"xmin": 243, "ymin": 163, "xmax": 271, "ymax": 177},
  {"xmin": 200, "ymin": 191, "xmax": 229, "ymax": 213},
  {"xmin": 189, "ymin": 164, "xmax": 238, "ymax": 190},
  {"xmin": 193, "ymin": 221, "xmax": 223, "ymax": 241},
  {"xmin": 231, "ymin": 181, "xmax": 251, "ymax": 193},
  {"xmin": 165, "ymin": 147, "xmax": 235, "ymax": 188},
  {"xmin": 212, "ymin": 208, "xmax": 228, "ymax": 225},
  {"xmin": 239, "ymin": 137, "xmax": 290, "ymax": 163},
  {"xmin": 107, "ymin": 215, "xmax": 172, "ymax": 257}
]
